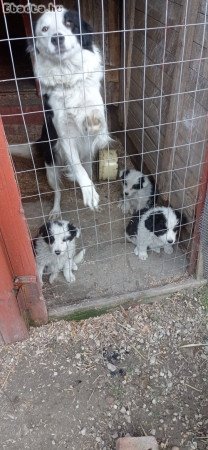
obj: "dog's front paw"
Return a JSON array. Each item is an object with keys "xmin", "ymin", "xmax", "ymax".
[
  {"xmin": 83, "ymin": 109, "xmax": 103, "ymax": 134},
  {"xmin": 118, "ymin": 200, "xmax": 125, "ymax": 213},
  {"xmin": 82, "ymin": 184, "xmax": 99, "ymax": 210},
  {"xmin": 152, "ymin": 247, "xmax": 161, "ymax": 254},
  {"xmin": 49, "ymin": 273, "xmax": 58, "ymax": 284},
  {"xmin": 64, "ymin": 272, "xmax": 76, "ymax": 283},
  {"xmin": 164, "ymin": 245, "xmax": 174, "ymax": 255},
  {"xmin": 72, "ymin": 262, "xmax": 78, "ymax": 271},
  {"xmin": 49, "ymin": 207, "xmax": 61, "ymax": 220},
  {"xmin": 139, "ymin": 251, "xmax": 148, "ymax": 261}
]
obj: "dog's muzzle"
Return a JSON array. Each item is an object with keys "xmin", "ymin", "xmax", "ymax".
[{"xmin": 51, "ymin": 33, "xmax": 65, "ymax": 47}]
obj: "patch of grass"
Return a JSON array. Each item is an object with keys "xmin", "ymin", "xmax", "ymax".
[
  {"xmin": 52, "ymin": 307, "xmax": 110, "ymax": 322},
  {"xmin": 198, "ymin": 286, "xmax": 208, "ymax": 311}
]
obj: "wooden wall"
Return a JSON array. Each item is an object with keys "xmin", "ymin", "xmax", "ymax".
[{"xmin": 126, "ymin": 0, "xmax": 208, "ymax": 229}]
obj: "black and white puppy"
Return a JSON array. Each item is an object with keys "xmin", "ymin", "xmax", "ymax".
[
  {"xmin": 126, "ymin": 206, "xmax": 184, "ymax": 260},
  {"xmin": 11, "ymin": 8, "xmax": 111, "ymax": 216},
  {"xmin": 119, "ymin": 169, "xmax": 155, "ymax": 214},
  {"xmin": 33, "ymin": 220, "xmax": 85, "ymax": 284}
]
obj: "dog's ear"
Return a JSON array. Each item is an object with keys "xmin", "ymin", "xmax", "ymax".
[
  {"xmin": 119, "ymin": 169, "xmax": 130, "ymax": 180},
  {"xmin": 175, "ymin": 210, "xmax": 187, "ymax": 227},
  {"xmin": 75, "ymin": 228, "xmax": 81, "ymax": 239},
  {"xmin": 64, "ymin": 10, "xmax": 93, "ymax": 51},
  {"xmin": 145, "ymin": 212, "xmax": 166, "ymax": 235},
  {"xmin": 132, "ymin": 176, "xmax": 146, "ymax": 190},
  {"xmin": 27, "ymin": 37, "xmax": 35, "ymax": 54},
  {"xmin": 80, "ymin": 18, "xmax": 93, "ymax": 50},
  {"xmin": 38, "ymin": 222, "xmax": 53, "ymax": 244},
  {"xmin": 38, "ymin": 223, "xmax": 48, "ymax": 237},
  {"xmin": 67, "ymin": 223, "xmax": 79, "ymax": 241}
]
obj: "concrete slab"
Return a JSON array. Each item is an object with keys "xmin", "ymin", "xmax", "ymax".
[{"xmin": 116, "ymin": 436, "xmax": 159, "ymax": 450}]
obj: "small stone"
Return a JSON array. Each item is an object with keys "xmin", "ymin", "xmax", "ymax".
[
  {"xmin": 80, "ymin": 428, "xmax": 86, "ymax": 436},
  {"xmin": 125, "ymin": 415, "xmax": 131, "ymax": 423},
  {"xmin": 150, "ymin": 429, "xmax": 156, "ymax": 436},
  {"xmin": 112, "ymin": 432, "xmax": 119, "ymax": 439},
  {"xmin": 107, "ymin": 363, "xmax": 117, "ymax": 373},
  {"xmin": 152, "ymin": 399, "xmax": 156, "ymax": 404},
  {"xmin": 150, "ymin": 355, "xmax": 156, "ymax": 365},
  {"xmin": 75, "ymin": 353, "xmax": 81, "ymax": 359},
  {"xmin": 120, "ymin": 407, "xmax": 126, "ymax": 414}
]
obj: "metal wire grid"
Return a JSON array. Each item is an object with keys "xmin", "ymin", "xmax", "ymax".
[{"xmin": 1, "ymin": 0, "xmax": 208, "ymax": 293}]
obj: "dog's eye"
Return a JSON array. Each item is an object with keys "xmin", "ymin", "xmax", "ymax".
[
  {"xmin": 42, "ymin": 26, "xmax": 49, "ymax": 32},
  {"xmin": 65, "ymin": 20, "xmax": 72, "ymax": 27},
  {"xmin": 63, "ymin": 236, "xmax": 71, "ymax": 242}
]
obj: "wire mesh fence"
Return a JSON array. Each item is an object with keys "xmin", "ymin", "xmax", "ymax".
[{"xmin": 0, "ymin": 0, "xmax": 208, "ymax": 308}]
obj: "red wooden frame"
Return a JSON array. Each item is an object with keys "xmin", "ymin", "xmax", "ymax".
[
  {"xmin": 0, "ymin": 117, "xmax": 47, "ymax": 344},
  {"xmin": 189, "ymin": 145, "xmax": 208, "ymax": 275}
]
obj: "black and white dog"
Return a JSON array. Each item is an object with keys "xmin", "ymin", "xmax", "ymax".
[
  {"xmin": 11, "ymin": 8, "xmax": 111, "ymax": 216},
  {"xmin": 33, "ymin": 219, "xmax": 85, "ymax": 284},
  {"xmin": 126, "ymin": 206, "xmax": 184, "ymax": 260},
  {"xmin": 119, "ymin": 169, "xmax": 155, "ymax": 214}
]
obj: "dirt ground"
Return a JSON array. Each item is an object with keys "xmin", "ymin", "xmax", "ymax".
[{"xmin": 0, "ymin": 288, "xmax": 208, "ymax": 450}]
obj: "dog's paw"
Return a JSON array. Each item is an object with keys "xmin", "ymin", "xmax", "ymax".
[
  {"xmin": 164, "ymin": 245, "xmax": 174, "ymax": 255},
  {"xmin": 64, "ymin": 272, "xmax": 76, "ymax": 283},
  {"xmin": 49, "ymin": 207, "xmax": 61, "ymax": 220},
  {"xmin": 82, "ymin": 184, "xmax": 99, "ymax": 210},
  {"xmin": 72, "ymin": 262, "xmax": 78, "ymax": 271},
  {"xmin": 83, "ymin": 109, "xmax": 103, "ymax": 134},
  {"xmin": 134, "ymin": 247, "xmax": 139, "ymax": 256},
  {"xmin": 49, "ymin": 273, "xmax": 58, "ymax": 284},
  {"xmin": 152, "ymin": 247, "xmax": 161, "ymax": 254},
  {"xmin": 138, "ymin": 251, "xmax": 148, "ymax": 261},
  {"xmin": 118, "ymin": 200, "xmax": 125, "ymax": 213}
]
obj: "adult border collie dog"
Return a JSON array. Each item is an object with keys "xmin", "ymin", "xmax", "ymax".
[
  {"xmin": 11, "ymin": 8, "xmax": 111, "ymax": 216},
  {"xmin": 126, "ymin": 206, "xmax": 185, "ymax": 260}
]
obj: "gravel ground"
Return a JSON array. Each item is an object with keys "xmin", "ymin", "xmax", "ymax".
[{"xmin": 0, "ymin": 289, "xmax": 208, "ymax": 450}]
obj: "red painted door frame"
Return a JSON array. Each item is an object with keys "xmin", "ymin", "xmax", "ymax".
[{"xmin": 0, "ymin": 117, "xmax": 48, "ymax": 344}]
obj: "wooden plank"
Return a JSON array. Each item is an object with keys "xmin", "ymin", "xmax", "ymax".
[
  {"xmin": 0, "ymin": 117, "xmax": 48, "ymax": 326},
  {"xmin": 159, "ymin": 0, "xmax": 200, "ymax": 197},
  {"xmin": 0, "ymin": 238, "xmax": 29, "ymax": 344},
  {"xmin": 119, "ymin": 0, "xmax": 136, "ymax": 123},
  {"xmin": 189, "ymin": 145, "xmax": 208, "ymax": 274}
]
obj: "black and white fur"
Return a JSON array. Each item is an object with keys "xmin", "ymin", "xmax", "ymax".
[
  {"xmin": 118, "ymin": 169, "xmax": 155, "ymax": 214},
  {"xmin": 126, "ymin": 206, "xmax": 183, "ymax": 260},
  {"xmin": 33, "ymin": 220, "xmax": 85, "ymax": 283},
  {"xmin": 11, "ymin": 8, "xmax": 111, "ymax": 216}
]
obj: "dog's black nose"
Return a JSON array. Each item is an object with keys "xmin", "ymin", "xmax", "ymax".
[
  {"xmin": 51, "ymin": 33, "xmax": 65, "ymax": 46},
  {"xmin": 125, "ymin": 192, "xmax": 129, "ymax": 196},
  {"xmin": 167, "ymin": 239, "xmax": 173, "ymax": 244},
  {"xmin": 55, "ymin": 250, "xmax": 61, "ymax": 255}
]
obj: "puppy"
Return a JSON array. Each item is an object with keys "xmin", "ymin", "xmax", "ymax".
[
  {"xmin": 33, "ymin": 220, "xmax": 85, "ymax": 284},
  {"xmin": 126, "ymin": 206, "xmax": 184, "ymax": 260},
  {"xmin": 118, "ymin": 169, "xmax": 155, "ymax": 214}
]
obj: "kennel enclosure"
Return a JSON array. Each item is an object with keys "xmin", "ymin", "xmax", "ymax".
[{"xmin": 0, "ymin": 0, "xmax": 208, "ymax": 328}]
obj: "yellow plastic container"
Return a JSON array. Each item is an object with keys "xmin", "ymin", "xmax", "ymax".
[{"xmin": 98, "ymin": 148, "xmax": 118, "ymax": 181}]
